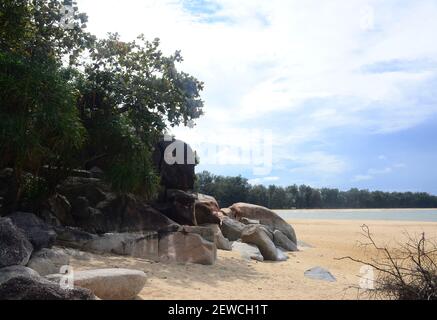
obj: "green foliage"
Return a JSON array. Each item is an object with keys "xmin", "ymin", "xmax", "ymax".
[
  {"xmin": 0, "ymin": 0, "xmax": 204, "ymax": 205},
  {"xmin": 196, "ymin": 171, "xmax": 437, "ymax": 209}
]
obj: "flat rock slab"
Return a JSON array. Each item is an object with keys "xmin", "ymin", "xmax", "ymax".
[
  {"xmin": 47, "ymin": 268, "xmax": 146, "ymax": 300},
  {"xmin": 304, "ymin": 267, "xmax": 336, "ymax": 282}
]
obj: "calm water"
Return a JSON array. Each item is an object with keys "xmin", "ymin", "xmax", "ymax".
[{"xmin": 274, "ymin": 209, "xmax": 437, "ymax": 222}]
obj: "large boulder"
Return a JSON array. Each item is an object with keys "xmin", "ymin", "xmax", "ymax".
[
  {"xmin": 159, "ymin": 231, "xmax": 217, "ymax": 265},
  {"xmin": 27, "ymin": 247, "xmax": 70, "ymax": 276},
  {"xmin": 200, "ymin": 224, "xmax": 232, "ymax": 251},
  {"xmin": 0, "ymin": 266, "xmax": 95, "ymax": 300},
  {"xmin": 7, "ymin": 212, "xmax": 56, "ymax": 250},
  {"xmin": 82, "ymin": 232, "xmax": 159, "ymax": 261},
  {"xmin": 230, "ymin": 203, "xmax": 297, "ymax": 244},
  {"xmin": 231, "ymin": 241, "xmax": 264, "ymax": 262},
  {"xmin": 194, "ymin": 194, "xmax": 221, "ymax": 225},
  {"xmin": 152, "ymin": 138, "xmax": 196, "ymax": 191},
  {"xmin": 46, "ymin": 268, "xmax": 146, "ymax": 300},
  {"xmin": 57, "ymin": 177, "xmax": 108, "ymax": 207},
  {"xmin": 241, "ymin": 225, "xmax": 278, "ymax": 261},
  {"xmin": 273, "ymin": 230, "xmax": 298, "ymax": 252},
  {"xmin": 220, "ymin": 216, "xmax": 246, "ymax": 241},
  {"xmin": 0, "ymin": 218, "xmax": 33, "ymax": 267}
]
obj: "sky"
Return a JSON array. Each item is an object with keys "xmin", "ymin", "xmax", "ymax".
[{"xmin": 76, "ymin": 0, "xmax": 437, "ymax": 194}]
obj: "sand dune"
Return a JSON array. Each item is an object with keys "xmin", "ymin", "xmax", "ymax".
[{"xmin": 70, "ymin": 219, "xmax": 437, "ymax": 300}]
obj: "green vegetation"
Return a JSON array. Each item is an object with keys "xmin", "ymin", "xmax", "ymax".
[
  {"xmin": 0, "ymin": 0, "xmax": 203, "ymax": 209},
  {"xmin": 195, "ymin": 171, "xmax": 437, "ymax": 209}
]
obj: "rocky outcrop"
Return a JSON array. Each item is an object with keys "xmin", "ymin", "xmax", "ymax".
[
  {"xmin": 230, "ymin": 203, "xmax": 297, "ymax": 244},
  {"xmin": 54, "ymin": 226, "xmax": 98, "ymax": 248},
  {"xmin": 27, "ymin": 247, "xmax": 70, "ymax": 276},
  {"xmin": 273, "ymin": 230, "xmax": 298, "ymax": 252},
  {"xmin": 200, "ymin": 224, "xmax": 232, "ymax": 251},
  {"xmin": 0, "ymin": 266, "xmax": 95, "ymax": 300},
  {"xmin": 0, "ymin": 218, "xmax": 33, "ymax": 267},
  {"xmin": 82, "ymin": 232, "xmax": 159, "ymax": 261},
  {"xmin": 153, "ymin": 189, "xmax": 197, "ymax": 225},
  {"xmin": 7, "ymin": 212, "xmax": 56, "ymax": 250},
  {"xmin": 220, "ymin": 216, "xmax": 246, "ymax": 241},
  {"xmin": 46, "ymin": 268, "xmax": 146, "ymax": 300},
  {"xmin": 159, "ymin": 231, "xmax": 217, "ymax": 265},
  {"xmin": 240, "ymin": 225, "xmax": 279, "ymax": 261}
]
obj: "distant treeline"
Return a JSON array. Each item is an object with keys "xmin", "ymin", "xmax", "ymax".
[{"xmin": 194, "ymin": 171, "xmax": 437, "ymax": 209}]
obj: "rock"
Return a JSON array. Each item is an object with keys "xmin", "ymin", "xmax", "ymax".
[
  {"xmin": 273, "ymin": 230, "xmax": 298, "ymax": 252},
  {"xmin": 82, "ymin": 232, "xmax": 159, "ymax": 261},
  {"xmin": 304, "ymin": 267, "xmax": 336, "ymax": 282},
  {"xmin": 54, "ymin": 226, "xmax": 98, "ymax": 249},
  {"xmin": 46, "ymin": 268, "xmax": 146, "ymax": 300},
  {"xmin": 47, "ymin": 194, "xmax": 74, "ymax": 226},
  {"xmin": 57, "ymin": 176, "xmax": 108, "ymax": 207},
  {"xmin": 89, "ymin": 166, "xmax": 104, "ymax": 179},
  {"xmin": 159, "ymin": 231, "xmax": 217, "ymax": 265},
  {"xmin": 152, "ymin": 138, "xmax": 196, "ymax": 191},
  {"xmin": 200, "ymin": 224, "xmax": 232, "ymax": 251},
  {"xmin": 231, "ymin": 241, "xmax": 264, "ymax": 262},
  {"xmin": 93, "ymin": 194, "xmax": 179, "ymax": 234},
  {"xmin": 220, "ymin": 216, "xmax": 246, "ymax": 241},
  {"xmin": 240, "ymin": 217, "xmax": 260, "ymax": 225},
  {"xmin": 241, "ymin": 225, "xmax": 278, "ymax": 261},
  {"xmin": 153, "ymin": 189, "xmax": 196, "ymax": 225},
  {"xmin": 0, "ymin": 275, "xmax": 95, "ymax": 300},
  {"xmin": 70, "ymin": 196, "xmax": 91, "ymax": 218},
  {"xmin": 194, "ymin": 194, "xmax": 221, "ymax": 225},
  {"xmin": 181, "ymin": 225, "xmax": 216, "ymax": 243},
  {"xmin": 7, "ymin": 212, "xmax": 56, "ymax": 250},
  {"xmin": 275, "ymin": 248, "xmax": 289, "ymax": 261},
  {"xmin": 27, "ymin": 247, "xmax": 70, "ymax": 276},
  {"xmin": 258, "ymin": 225, "xmax": 274, "ymax": 240},
  {"xmin": 220, "ymin": 208, "xmax": 233, "ymax": 218},
  {"xmin": 230, "ymin": 203, "xmax": 297, "ymax": 244},
  {"xmin": 0, "ymin": 265, "xmax": 40, "ymax": 284},
  {"xmin": 39, "ymin": 209, "xmax": 61, "ymax": 227},
  {"xmin": 0, "ymin": 218, "xmax": 33, "ymax": 267}
]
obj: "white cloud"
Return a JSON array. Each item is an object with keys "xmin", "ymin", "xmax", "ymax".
[
  {"xmin": 77, "ymin": 0, "xmax": 437, "ymax": 181},
  {"xmin": 248, "ymin": 176, "xmax": 280, "ymax": 185}
]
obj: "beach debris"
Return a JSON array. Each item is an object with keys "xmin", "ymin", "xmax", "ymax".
[{"xmin": 304, "ymin": 267, "xmax": 336, "ymax": 282}]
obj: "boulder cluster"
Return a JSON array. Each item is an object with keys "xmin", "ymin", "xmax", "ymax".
[{"xmin": 0, "ymin": 140, "xmax": 298, "ymax": 300}]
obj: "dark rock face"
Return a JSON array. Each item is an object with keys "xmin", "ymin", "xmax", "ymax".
[
  {"xmin": 0, "ymin": 218, "xmax": 33, "ymax": 267},
  {"xmin": 153, "ymin": 189, "xmax": 197, "ymax": 225},
  {"xmin": 7, "ymin": 212, "xmax": 56, "ymax": 250},
  {"xmin": 152, "ymin": 138, "xmax": 196, "ymax": 191},
  {"xmin": 0, "ymin": 276, "xmax": 96, "ymax": 300}
]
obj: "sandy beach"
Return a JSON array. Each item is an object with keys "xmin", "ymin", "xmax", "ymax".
[{"xmin": 70, "ymin": 219, "xmax": 437, "ymax": 300}]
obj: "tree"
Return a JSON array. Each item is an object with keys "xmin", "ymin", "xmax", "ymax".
[{"xmin": 0, "ymin": 0, "xmax": 90, "ymax": 208}]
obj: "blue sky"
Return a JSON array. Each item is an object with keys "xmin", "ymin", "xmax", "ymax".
[{"xmin": 77, "ymin": 0, "xmax": 437, "ymax": 194}]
